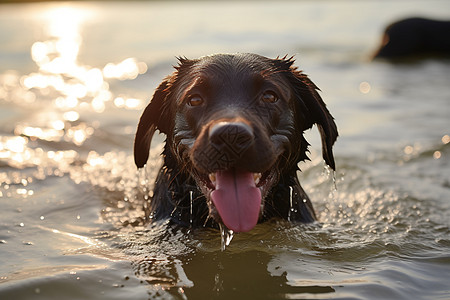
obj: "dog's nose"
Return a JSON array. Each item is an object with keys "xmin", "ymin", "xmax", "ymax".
[{"xmin": 209, "ymin": 121, "xmax": 254, "ymax": 156}]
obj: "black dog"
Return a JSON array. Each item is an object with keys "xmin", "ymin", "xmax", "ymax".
[
  {"xmin": 373, "ymin": 17, "xmax": 450, "ymax": 59},
  {"xmin": 134, "ymin": 53, "xmax": 338, "ymax": 232}
]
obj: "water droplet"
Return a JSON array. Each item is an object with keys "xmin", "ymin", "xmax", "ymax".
[
  {"xmin": 189, "ymin": 190, "xmax": 193, "ymax": 227},
  {"xmin": 214, "ymin": 272, "xmax": 223, "ymax": 293},
  {"xmin": 219, "ymin": 223, "xmax": 234, "ymax": 251},
  {"xmin": 288, "ymin": 186, "xmax": 294, "ymax": 221},
  {"xmin": 323, "ymin": 164, "xmax": 337, "ymax": 199}
]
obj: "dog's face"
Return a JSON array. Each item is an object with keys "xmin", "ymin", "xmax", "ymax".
[{"xmin": 134, "ymin": 53, "xmax": 337, "ymax": 232}]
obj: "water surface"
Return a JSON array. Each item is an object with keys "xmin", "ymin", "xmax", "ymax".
[{"xmin": 1, "ymin": 1, "xmax": 449, "ymax": 299}]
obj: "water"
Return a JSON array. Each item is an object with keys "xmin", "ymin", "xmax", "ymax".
[{"xmin": 1, "ymin": 1, "xmax": 450, "ymax": 299}]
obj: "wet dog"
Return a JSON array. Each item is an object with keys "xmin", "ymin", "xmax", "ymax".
[
  {"xmin": 373, "ymin": 17, "xmax": 450, "ymax": 59},
  {"xmin": 134, "ymin": 53, "xmax": 338, "ymax": 232}
]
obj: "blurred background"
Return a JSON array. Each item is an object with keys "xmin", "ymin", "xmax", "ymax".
[{"xmin": 1, "ymin": 1, "xmax": 449, "ymax": 299}]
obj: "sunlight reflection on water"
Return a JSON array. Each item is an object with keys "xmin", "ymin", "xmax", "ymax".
[
  {"xmin": 0, "ymin": 4, "xmax": 148, "ymax": 155},
  {"xmin": 23, "ymin": 7, "xmax": 147, "ymax": 112}
]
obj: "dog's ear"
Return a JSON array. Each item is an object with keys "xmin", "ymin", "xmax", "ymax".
[
  {"xmin": 279, "ymin": 59, "xmax": 338, "ymax": 170},
  {"xmin": 134, "ymin": 78, "xmax": 172, "ymax": 168}
]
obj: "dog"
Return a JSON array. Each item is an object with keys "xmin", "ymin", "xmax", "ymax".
[
  {"xmin": 373, "ymin": 17, "xmax": 450, "ymax": 59},
  {"xmin": 134, "ymin": 53, "xmax": 338, "ymax": 232}
]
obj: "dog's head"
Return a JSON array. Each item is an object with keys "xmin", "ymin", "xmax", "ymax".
[{"xmin": 134, "ymin": 53, "xmax": 337, "ymax": 232}]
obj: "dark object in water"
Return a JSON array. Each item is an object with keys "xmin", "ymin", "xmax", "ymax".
[
  {"xmin": 373, "ymin": 17, "xmax": 450, "ymax": 59},
  {"xmin": 134, "ymin": 53, "xmax": 338, "ymax": 233}
]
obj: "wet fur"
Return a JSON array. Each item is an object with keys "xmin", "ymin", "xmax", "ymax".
[{"xmin": 134, "ymin": 53, "xmax": 338, "ymax": 228}]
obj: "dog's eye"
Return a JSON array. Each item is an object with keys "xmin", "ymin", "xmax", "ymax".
[
  {"xmin": 261, "ymin": 91, "xmax": 279, "ymax": 103},
  {"xmin": 187, "ymin": 94, "xmax": 204, "ymax": 107}
]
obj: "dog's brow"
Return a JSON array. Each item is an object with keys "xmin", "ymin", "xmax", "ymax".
[
  {"xmin": 252, "ymin": 72, "xmax": 265, "ymax": 83},
  {"xmin": 256, "ymin": 71, "xmax": 291, "ymax": 102},
  {"xmin": 178, "ymin": 76, "xmax": 207, "ymax": 104},
  {"xmin": 188, "ymin": 77, "xmax": 204, "ymax": 89}
]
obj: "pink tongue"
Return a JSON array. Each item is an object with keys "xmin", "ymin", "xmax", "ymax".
[{"xmin": 210, "ymin": 170, "xmax": 261, "ymax": 232}]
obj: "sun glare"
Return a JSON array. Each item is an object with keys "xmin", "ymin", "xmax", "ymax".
[
  {"xmin": 0, "ymin": 4, "xmax": 148, "ymax": 152},
  {"xmin": 25, "ymin": 4, "xmax": 147, "ymax": 111},
  {"xmin": 43, "ymin": 7, "xmax": 89, "ymax": 39}
]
